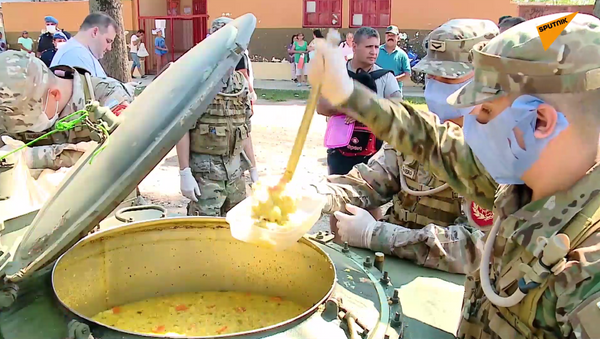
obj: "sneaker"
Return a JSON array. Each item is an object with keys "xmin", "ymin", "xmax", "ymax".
[{"xmin": 141, "ymin": 75, "xmax": 147, "ymax": 78}]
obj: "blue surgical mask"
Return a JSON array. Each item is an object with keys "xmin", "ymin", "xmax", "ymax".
[
  {"xmin": 425, "ymin": 77, "xmax": 475, "ymax": 122},
  {"xmin": 463, "ymin": 95, "xmax": 569, "ymax": 184}
]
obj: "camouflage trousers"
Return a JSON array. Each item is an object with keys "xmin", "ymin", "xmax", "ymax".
[{"xmin": 187, "ymin": 175, "xmax": 247, "ymax": 217}]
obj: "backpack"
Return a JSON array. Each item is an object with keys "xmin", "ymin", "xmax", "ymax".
[{"xmin": 336, "ymin": 67, "xmax": 393, "ymax": 157}]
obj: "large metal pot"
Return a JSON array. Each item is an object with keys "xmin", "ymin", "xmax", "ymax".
[{"xmin": 52, "ymin": 217, "xmax": 336, "ymax": 338}]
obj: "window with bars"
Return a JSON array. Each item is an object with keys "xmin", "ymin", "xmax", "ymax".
[
  {"xmin": 303, "ymin": 0, "xmax": 342, "ymax": 28},
  {"xmin": 349, "ymin": 0, "xmax": 391, "ymax": 28}
]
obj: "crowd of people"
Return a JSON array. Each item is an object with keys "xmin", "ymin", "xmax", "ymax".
[
  {"xmin": 287, "ymin": 26, "xmax": 411, "ymax": 95},
  {"xmin": 1, "ymin": 10, "xmax": 599, "ymax": 339}
]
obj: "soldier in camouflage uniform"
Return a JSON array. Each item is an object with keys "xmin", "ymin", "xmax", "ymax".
[
  {"xmin": 176, "ymin": 20, "xmax": 253, "ymax": 217},
  {"xmin": 0, "ymin": 50, "xmax": 134, "ymax": 169},
  {"xmin": 311, "ymin": 19, "xmax": 497, "ymax": 274},
  {"xmin": 310, "ymin": 12, "xmax": 600, "ymax": 339}
]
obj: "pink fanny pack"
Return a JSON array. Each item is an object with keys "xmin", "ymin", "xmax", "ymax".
[{"xmin": 324, "ymin": 115, "xmax": 355, "ymax": 148}]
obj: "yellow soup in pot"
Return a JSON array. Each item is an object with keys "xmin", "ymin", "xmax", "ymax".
[{"xmin": 91, "ymin": 291, "xmax": 306, "ymax": 337}]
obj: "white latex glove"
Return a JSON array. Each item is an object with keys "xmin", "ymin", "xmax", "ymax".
[
  {"xmin": 249, "ymin": 91, "xmax": 257, "ymax": 104},
  {"xmin": 333, "ymin": 204, "xmax": 376, "ymax": 248},
  {"xmin": 179, "ymin": 167, "xmax": 201, "ymax": 202},
  {"xmin": 249, "ymin": 167, "xmax": 259, "ymax": 183},
  {"xmin": 1, "ymin": 136, "xmax": 31, "ymax": 167},
  {"xmin": 308, "ymin": 33, "xmax": 354, "ymax": 106},
  {"xmin": 1, "ymin": 135, "xmax": 26, "ymax": 151}
]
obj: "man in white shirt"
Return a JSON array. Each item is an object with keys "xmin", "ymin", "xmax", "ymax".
[
  {"xmin": 51, "ymin": 13, "xmax": 118, "ymax": 78},
  {"xmin": 340, "ymin": 32, "xmax": 354, "ymax": 61},
  {"xmin": 129, "ymin": 29, "xmax": 146, "ymax": 78}
]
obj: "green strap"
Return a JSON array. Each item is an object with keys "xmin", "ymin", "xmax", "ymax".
[{"xmin": 0, "ymin": 109, "xmax": 109, "ymax": 164}]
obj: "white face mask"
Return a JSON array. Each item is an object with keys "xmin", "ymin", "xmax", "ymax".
[
  {"xmin": 56, "ymin": 42, "xmax": 66, "ymax": 49},
  {"xmin": 29, "ymin": 91, "xmax": 59, "ymax": 132},
  {"xmin": 46, "ymin": 25, "xmax": 57, "ymax": 34},
  {"xmin": 424, "ymin": 77, "xmax": 475, "ymax": 122}
]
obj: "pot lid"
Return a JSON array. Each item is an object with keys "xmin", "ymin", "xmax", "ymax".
[{"xmin": 0, "ymin": 14, "xmax": 257, "ymax": 281}]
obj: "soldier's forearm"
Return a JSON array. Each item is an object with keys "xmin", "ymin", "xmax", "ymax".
[
  {"xmin": 370, "ymin": 221, "xmax": 485, "ymax": 275},
  {"xmin": 341, "ymin": 83, "xmax": 497, "ymax": 210},
  {"xmin": 315, "ymin": 170, "xmax": 392, "ymax": 215},
  {"xmin": 243, "ymin": 135, "xmax": 257, "ymax": 168},
  {"xmin": 317, "ymin": 98, "xmax": 342, "ymax": 117},
  {"xmin": 176, "ymin": 132, "xmax": 191, "ymax": 170}
]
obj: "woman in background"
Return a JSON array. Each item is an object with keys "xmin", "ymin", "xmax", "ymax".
[
  {"xmin": 154, "ymin": 30, "xmax": 168, "ymax": 74},
  {"xmin": 287, "ymin": 34, "xmax": 298, "ymax": 82},
  {"xmin": 292, "ymin": 33, "xmax": 308, "ymax": 86}
]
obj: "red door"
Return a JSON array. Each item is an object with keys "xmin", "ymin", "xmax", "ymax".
[
  {"xmin": 192, "ymin": 0, "xmax": 207, "ymax": 43},
  {"xmin": 192, "ymin": 0, "xmax": 207, "ymax": 14}
]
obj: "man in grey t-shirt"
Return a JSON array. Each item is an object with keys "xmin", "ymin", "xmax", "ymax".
[
  {"xmin": 343, "ymin": 27, "xmax": 401, "ymax": 99},
  {"xmin": 51, "ymin": 13, "xmax": 117, "ymax": 78},
  {"xmin": 316, "ymin": 27, "xmax": 401, "ymax": 233}
]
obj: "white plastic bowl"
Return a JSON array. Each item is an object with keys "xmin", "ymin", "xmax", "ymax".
[{"xmin": 226, "ymin": 185, "xmax": 326, "ymax": 251}]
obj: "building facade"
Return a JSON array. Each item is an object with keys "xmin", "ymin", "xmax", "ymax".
[{"xmin": 2, "ymin": 0, "xmax": 522, "ymax": 60}]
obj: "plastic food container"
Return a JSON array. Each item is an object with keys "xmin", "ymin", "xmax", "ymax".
[
  {"xmin": 324, "ymin": 115, "xmax": 354, "ymax": 149},
  {"xmin": 227, "ymin": 182, "xmax": 326, "ymax": 251}
]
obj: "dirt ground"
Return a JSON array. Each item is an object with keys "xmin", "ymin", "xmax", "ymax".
[{"xmin": 137, "ymin": 101, "xmax": 333, "ymax": 232}]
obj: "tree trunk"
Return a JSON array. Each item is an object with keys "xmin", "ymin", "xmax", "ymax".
[
  {"xmin": 89, "ymin": 0, "xmax": 131, "ymax": 83},
  {"xmin": 595, "ymin": 0, "xmax": 600, "ymax": 19}
]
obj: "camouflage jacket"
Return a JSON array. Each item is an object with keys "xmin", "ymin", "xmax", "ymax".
[
  {"xmin": 314, "ymin": 142, "xmax": 485, "ymax": 274},
  {"xmin": 15, "ymin": 70, "xmax": 135, "ymax": 169},
  {"xmin": 341, "ymin": 84, "xmax": 600, "ymax": 338},
  {"xmin": 189, "ymin": 71, "xmax": 252, "ymax": 182}
]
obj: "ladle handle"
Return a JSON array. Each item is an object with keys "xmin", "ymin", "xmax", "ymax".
[
  {"xmin": 280, "ymin": 83, "xmax": 321, "ymax": 185},
  {"xmin": 280, "ymin": 29, "xmax": 340, "ymax": 185}
]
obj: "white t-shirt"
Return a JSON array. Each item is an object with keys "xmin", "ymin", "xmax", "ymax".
[
  {"xmin": 347, "ymin": 62, "xmax": 400, "ymax": 99},
  {"xmin": 340, "ymin": 42, "xmax": 353, "ymax": 60},
  {"xmin": 130, "ymin": 34, "xmax": 139, "ymax": 53},
  {"xmin": 51, "ymin": 38, "xmax": 107, "ymax": 78}
]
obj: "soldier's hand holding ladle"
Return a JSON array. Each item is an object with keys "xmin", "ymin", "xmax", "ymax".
[{"xmin": 308, "ymin": 34, "xmax": 354, "ymax": 107}]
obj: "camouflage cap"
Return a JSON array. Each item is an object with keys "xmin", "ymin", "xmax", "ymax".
[
  {"xmin": 413, "ymin": 19, "xmax": 499, "ymax": 79},
  {"xmin": 0, "ymin": 51, "xmax": 51, "ymax": 133},
  {"xmin": 210, "ymin": 17, "xmax": 233, "ymax": 34},
  {"xmin": 448, "ymin": 13, "xmax": 600, "ymax": 107}
]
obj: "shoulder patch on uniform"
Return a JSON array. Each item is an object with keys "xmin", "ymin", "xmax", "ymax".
[{"xmin": 568, "ymin": 291, "xmax": 600, "ymax": 339}]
